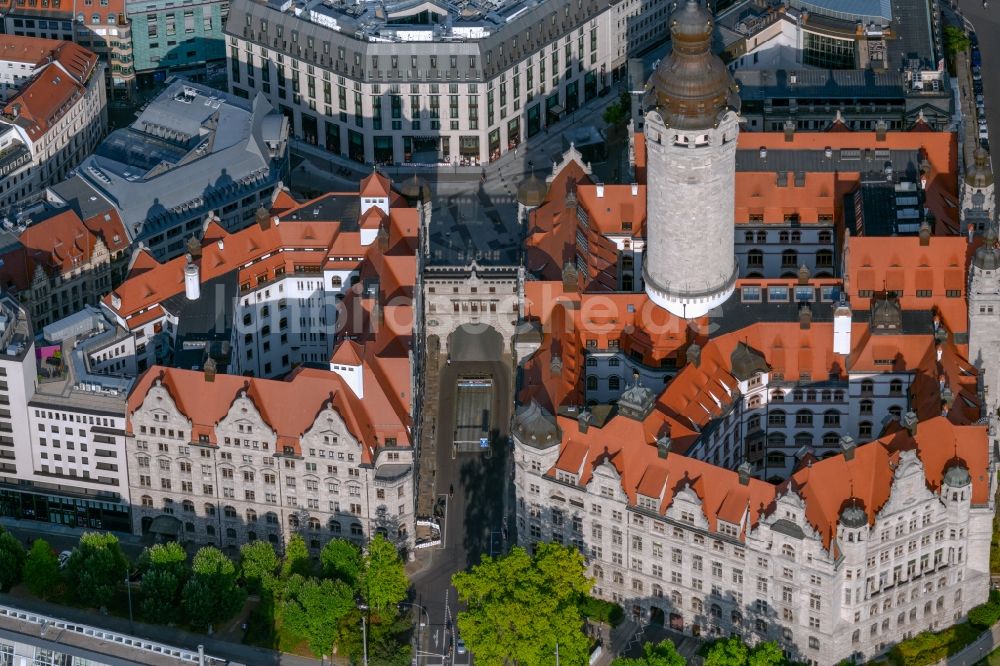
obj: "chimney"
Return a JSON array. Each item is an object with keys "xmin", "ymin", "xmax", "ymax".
[
  {"xmin": 686, "ymin": 342, "xmax": 702, "ymax": 368},
  {"xmin": 203, "ymin": 357, "xmax": 217, "ymax": 383},
  {"xmin": 377, "ymin": 223, "xmax": 389, "ymax": 252},
  {"xmin": 186, "ymin": 235, "xmax": 202, "ymax": 258},
  {"xmin": 919, "ymin": 219, "xmax": 931, "ymax": 245},
  {"xmin": 738, "ymin": 461, "xmax": 752, "ymax": 485},
  {"xmin": 799, "ymin": 304, "xmax": 812, "ymax": 330},
  {"xmin": 562, "ymin": 262, "xmax": 579, "ymax": 293},
  {"xmin": 875, "ymin": 119, "xmax": 888, "ymax": 141},
  {"xmin": 184, "ymin": 261, "xmax": 200, "ymax": 301},
  {"xmin": 840, "ymin": 435, "xmax": 855, "ymax": 460},
  {"xmin": 595, "ymin": 183, "xmax": 605, "ymax": 198},
  {"xmin": 630, "ymin": 182, "xmax": 639, "ymax": 196},
  {"xmin": 577, "ymin": 408, "xmax": 592, "ymax": 434},
  {"xmin": 902, "ymin": 411, "xmax": 918, "ymax": 437},
  {"xmin": 833, "ymin": 303, "xmax": 852, "ymax": 355},
  {"xmin": 217, "ymin": 238, "xmax": 225, "ymax": 251},
  {"xmin": 656, "ymin": 431, "xmax": 672, "ymax": 459},
  {"xmin": 256, "ymin": 207, "xmax": 270, "ymax": 230},
  {"xmin": 759, "ymin": 146, "xmax": 767, "ymax": 159},
  {"xmin": 783, "ymin": 119, "xmax": 795, "ymax": 142}
]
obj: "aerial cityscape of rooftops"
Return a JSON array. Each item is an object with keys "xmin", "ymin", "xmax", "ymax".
[{"xmin": 0, "ymin": 0, "xmax": 997, "ymax": 663}]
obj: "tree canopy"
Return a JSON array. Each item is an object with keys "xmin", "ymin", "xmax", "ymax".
[
  {"xmin": 0, "ymin": 530, "xmax": 25, "ymax": 592},
  {"xmin": 280, "ymin": 575, "xmax": 355, "ymax": 657},
  {"xmin": 139, "ymin": 542, "xmax": 188, "ymax": 623},
  {"xmin": 453, "ymin": 543, "xmax": 592, "ymax": 666},
  {"xmin": 704, "ymin": 638, "xmax": 786, "ymax": 666},
  {"xmin": 23, "ymin": 539, "xmax": 58, "ymax": 599},
  {"xmin": 181, "ymin": 546, "xmax": 246, "ymax": 629},
  {"xmin": 360, "ymin": 535, "xmax": 408, "ymax": 613},
  {"xmin": 320, "ymin": 539, "xmax": 362, "ymax": 587},
  {"xmin": 66, "ymin": 532, "xmax": 127, "ymax": 607},
  {"xmin": 280, "ymin": 535, "xmax": 313, "ymax": 580},
  {"xmin": 612, "ymin": 639, "xmax": 685, "ymax": 666},
  {"xmin": 240, "ymin": 541, "xmax": 280, "ymax": 595}
]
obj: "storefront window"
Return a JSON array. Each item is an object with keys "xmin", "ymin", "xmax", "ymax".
[
  {"xmin": 459, "ymin": 136, "xmax": 480, "ymax": 165},
  {"xmin": 507, "ymin": 117, "xmax": 521, "ymax": 150},
  {"xmin": 489, "ymin": 129, "xmax": 501, "ymax": 162},
  {"xmin": 527, "ymin": 104, "xmax": 541, "ymax": 137}
]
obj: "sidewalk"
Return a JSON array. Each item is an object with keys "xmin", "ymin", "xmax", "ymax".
[
  {"xmin": 939, "ymin": 622, "xmax": 1000, "ymax": 666},
  {"xmin": 0, "ymin": 593, "xmax": 321, "ymax": 666}
]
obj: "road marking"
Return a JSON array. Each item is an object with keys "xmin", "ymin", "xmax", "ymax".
[{"xmin": 438, "ymin": 494, "xmax": 449, "ymax": 549}]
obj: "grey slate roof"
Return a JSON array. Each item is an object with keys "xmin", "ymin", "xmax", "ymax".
[{"xmin": 52, "ymin": 78, "xmax": 285, "ymax": 241}]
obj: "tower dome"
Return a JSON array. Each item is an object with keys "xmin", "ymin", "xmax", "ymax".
[
  {"xmin": 943, "ymin": 458, "xmax": 972, "ymax": 488},
  {"xmin": 839, "ymin": 498, "xmax": 867, "ymax": 529},
  {"xmin": 645, "ymin": 0, "xmax": 740, "ymax": 130},
  {"xmin": 966, "ymin": 148, "xmax": 994, "ymax": 189},
  {"xmin": 974, "ymin": 227, "xmax": 1000, "ymax": 271}
]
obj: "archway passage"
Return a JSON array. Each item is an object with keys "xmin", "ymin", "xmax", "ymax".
[
  {"xmin": 448, "ymin": 323, "xmax": 504, "ymax": 362},
  {"xmin": 650, "ymin": 606, "xmax": 665, "ymax": 626}
]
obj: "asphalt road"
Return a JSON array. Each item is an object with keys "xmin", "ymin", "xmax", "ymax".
[
  {"xmin": 955, "ymin": 0, "xmax": 1000, "ymax": 211},
  {"xmin": 410, "ymin": 354, "xmax": 513, "ymax": 666}
]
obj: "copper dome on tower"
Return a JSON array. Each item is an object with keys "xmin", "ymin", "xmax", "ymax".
[{"xmin": 645, "ymin": 0, "xmax": 740, "ymax": 130}]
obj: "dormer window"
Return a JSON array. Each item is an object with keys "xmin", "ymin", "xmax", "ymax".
[
  {"xmin": 556, "ymin": 471, "xmax": 577, "ymax": 485},
  {"xmin": 638, "ymin": 495, "xmax": 658, "ymax": 511},
  {"xmin": 718, "ymin": 521, "xmax": 740, "ymax": 538}
]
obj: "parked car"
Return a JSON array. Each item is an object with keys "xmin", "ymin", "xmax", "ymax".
[
  {"xmin": 972, "ymin": 50, "xmax": 982, "ymax": 67},
  {"xmin": 974, "ymin": 80, "xmax": 985, "ymax": 95},
  {"xmin": 980, "ymin": 126, "xmax": 990, "ymax": 140},
  {"xmin": 456, "ymin": 639, "xmax": 467, "ymax": 655},
  {"xmin": 970, "ymin": 31, "xmax": 978, "ymax": 46}
]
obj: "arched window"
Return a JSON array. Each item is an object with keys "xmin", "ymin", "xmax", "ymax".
[
  {"xmin": 288, "ymin": 514, "xmax": 300, "ymax": 528},
  {"xmin": 806, "ymin": 389, "xmax": 817, "ymax": 402},
  {"xmin": 889, "ymin": 379, "xmax": 903, "ymax": 395},
  {"xmin": 710, "ymin": 604, "xmax": 722, "ymax": 619},
  {"xmin": 224, "ymin": 505, "xmax": 237, "ymax": 519},
  {"xmin": 593, "ymin": 566, "xmax": 604, "ymax": 580},
  {"xmin": 766, "ymin": 451, "xmax": 786, "ymax": 467},
  {"xmin": 888, "ymin": 405, "xmax": 903, "ymax": 420},
  {"xmin": 182, "ymin": 500, "xmax": 194, "ymax": 513},
  {"xmin": 748, "ymin": 415, "xmax": 761, "ymax": 430},
  {"xmin": 781, "ymin": 249, "xmax": 798, "ymax": 267},
  {"xmin": 748, "ymin": 395, "xmax": 762, "ymax": 408},
  {"xmin": 268, "ymin": 533, "xmax": 279, "ymax": 544},
  {"xmin": 671, "ymin": 591, "xmax": 682, "ymax": 606},
  {"xmin": 747, "ymin": 249, "xmax": 764, "ymax": 268},
  {"xmin": 795, "ymin": 432, "xmax": 813, "ymax": 447},
  {"xmin": 745, "ymin": 231, "xmax": 755, "ymax": 243},
  {"xmin": 768, "ymin": 410, "xmax": 786, "ymax": 427},
  {"xmin": 790, "ymin": 231, "xmax": 801, "ymax": 244},
  {"xmin": 692, "ymin": 598, "xmax": 704, "ymax": 613},
  {"xmin": 185, "ymin": 522, "xmax": 195, "ymax": 533},
  {"xmin": 587, "ymin": 376, "xmax": 598, "ymax": 391},
  {"xmin": 266, "ymin": 512, "xmax": 279, "ymax": 524},
  {"xmin": 261, "ymin": 305, "xmax": 270, "ymax": 318},
  {"xmin": 792, "ymin": 389, "xmax": 804, "ymax": 401},
  {"xmin": 823, "ymin": 409, "xmax": 840, "ymax": 427},
  {"xmin": 821, "ymin": 390, "xmax": 832, "ymax": 402},
  {"xmin": 795, "ymin": 410, "xmax": 813, "ymax": 426},
  {"xmin": 331, "ymin": 275, "xmax": 343, "ymax": 287},
  {"xmin": 771, "ymin": 390, "xmax": 784, "ymax": 402},
  {"xmin": 756, "ymin": 231, "xmax": 767, "ymax": 243},
  {"xmin": 819, "ymin": 230, "xmax": 833, "ymax": 244},
  {"xmin": 246, "ymin": 509, "xmax": 258, "ymax": 522},
  {"xmin": 351, "ymin": 522, "xmax": 364, "ymax": 536},
  {"xmin": 833, "ymin": 390, "xmax": 844, "ymax": 401},
  {"xmin": 609, "ymin": 376, "xmax": 620, "ymax": 391},
  {"xmin": 860, "ymin": 398, "xmax": 874, "ymax": 415},
  {"xmin": 205, "ymin": 503, "xmax": 216, "ymax": 516},
  {"xmin": 823, "ymin": 432, "xmax": 840, "ymax": 446},
  {"xmin": 225, "ymin": 527, "xmax": 236, "ymax": 539},
  {"xmin": 859, "ymin": 421, "xmax": 873, "ymax": 438},
  {"xmin": 308, "ymin": 517, "xmax": 321, "ymax": 531},
  {"xmin": 779, "ymin": 231, "xmax": 790, "ymax": 244},
  {"xmin": 860, "ymin": 379, "xmax": 874, "ymax": 395},
  {"xmin": 141, "ymin": 495, "xmax": 153, "ymax": 507},
  {"xmin": 653, "ymin": 584, "xmax": 663, "ymax": 598},
  {"xmin": 767, "ymin": 433, "xmax": 785, "ymax": 447},
  {"xmin": 781, "ymin": 544, "xmax": 795, "ymax": 559}
]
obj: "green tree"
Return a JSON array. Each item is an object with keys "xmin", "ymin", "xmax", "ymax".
[
  {"xmin": 335, "ymin": 608, "xmax": 412, "ymax": 666},
  {"xmin": 0, "ymin": 530, "xmax": 25, "ymax": 592},
  {"xmin": 139, "ymin": 542, "xmax": 188, "ymax": 623},
  {"xmin": 320, "ymin": 539, "xmax": 362, "ymax": 587},
  {"xmin": 65, "ymin": 532, "xmax": 127, "ymax": 607},
  {"xmin": 240, "ymin": 541, "xmax": 280, "ymax": 595},
  {"xmin": 602, "ymin": 92, "xmax": 632, "ymax": 127},
  {"xmin": 360, "ymin": 535, "xmax": 408, "ymax": 613},
  {"xmin": 705, "ymin": 637, "xmax": 750, "ymax": 666},
  {"xmin": 747, "ymin": 641, "xmax": 785, "ymax": 666},
  {"xmin": 453, "ymin": 543, "xmax": 592, "ymax": 666},
  {"xmin": 943, "ymin": 25, "xmax": 971, "ymax": 57},
  {"xmin": 612, "ymin": 639, "xmax": 685, "ymax": 666},
  {"xmin": 181, "ymin": 546, "xmax": 246, "ymax": 630},
  {"xmin": 280, "ymin": 575, "xmax": 354, "ymax": 657},
  {"xmin": 281, "ymin": 534, "xmax": 313, "ymax": 580},
  {"xmin": 23, "ymin": 539, "xmax": 59, "ymax": 599}
]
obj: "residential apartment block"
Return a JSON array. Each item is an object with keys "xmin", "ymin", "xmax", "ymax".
[
  {"xmin": 0, "ymin": 0, "xmax": 136, "ymax": 101},
  {"xmin": 0, "ymin": 37, "xmax": 107, "ymax": 216},
  {"xmin": 224, "ymin": 0, "xmax": 667, "ymax": 166}
]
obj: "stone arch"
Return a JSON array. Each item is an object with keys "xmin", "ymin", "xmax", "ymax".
[{"xmin": 447, "ymin": 323, "xmax": 504, "ymax": 363}]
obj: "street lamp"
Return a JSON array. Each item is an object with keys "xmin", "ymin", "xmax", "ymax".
[
  {"xmin": 124, "ymin": 569, "xmax": 134, "ymax": 634},
  {"xmin": 357, "ymin": 601, "xmax": 369, "ymax": 666},
  {"xmin": 398, "ymin": 602, "xmax": 429, "ymax": 665}
]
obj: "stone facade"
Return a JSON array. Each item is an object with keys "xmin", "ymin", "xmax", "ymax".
[
  {"xmin": 513, "ymin": 415, "xmax": 996, "ymax": 666},
  {"xmin": 128, "ymin": 373, "xmax": 415, "ymax": 552}
]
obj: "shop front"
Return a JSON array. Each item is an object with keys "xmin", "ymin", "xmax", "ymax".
[
  {"xmin": 584, "ymin": 71, "xmax": 597, "ymax": 103},
  {"xmin": 566, "ymin": 81, "xmax": 580, "ymax": 114},
  {"xmin": 324, "ymin": 120, "xmax": 341, "ymax": 155},
  {"xmin": 527, "ymin": 104, "xmax": 541, "ymax": 137},
  {"xmin": 489, "ymin": 129, "xmax": 501, "ymax": 162},
  {"xmin": 0, "ymin": 488, "xmax": 130, "ymax": 533},
  {"xmin": 404, "ymin": 136, "xmax": 440, "ymax": 164},
  {"xmin": 546, "ymin": 93, "xmax": 562, "ymax": 125},
  {"xmin": 507, "ymin": 117, "xmax": 521, "ymax": 150},
  {"xmin": 348, "ymin": 129, "xmax": 365, "ymax": 163},
  {"xmin": 374, "ymin": 135, "xmax": 395, "ymax": 165},
  {"xmin": 301, "ymin": 113, "xmax": 319, "ymax": 145},
  {"xmin": 459, "ymin": 136, "xmax": 481, "ymax": 165}
]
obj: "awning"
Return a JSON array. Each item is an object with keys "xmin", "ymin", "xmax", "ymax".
[{"xmin": 548, "ymin": 104, "xmax": 564, "ymax": 115}]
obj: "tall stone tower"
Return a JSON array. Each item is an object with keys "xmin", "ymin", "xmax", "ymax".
[
  {"xmin": 968, "ymin": 228, "xmax": 1000, "ymax": 418},
  {"xmin": 643, "ymin": 0, "xmax": 741, "ymax": 319}
]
